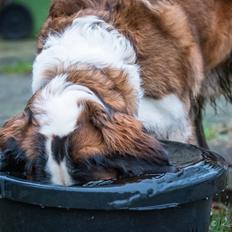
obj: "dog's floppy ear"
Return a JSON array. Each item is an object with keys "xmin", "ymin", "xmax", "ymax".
[
  {"xmin": 69, "ymin": 101, "xmax": 172, "ymax": 184},
  {"xmin": 87, "ymin": 101, "xmax": 169, "ymax": 166}
]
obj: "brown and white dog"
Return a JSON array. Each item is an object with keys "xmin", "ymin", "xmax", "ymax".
[{"xmin": 0, "ymin": 0, "xmax": 232, "ymax": 185}]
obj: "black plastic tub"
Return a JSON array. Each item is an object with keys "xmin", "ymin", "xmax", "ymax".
[{"xmin": 0, "ymin": 142, "xmax": 227, "ymax": 232}]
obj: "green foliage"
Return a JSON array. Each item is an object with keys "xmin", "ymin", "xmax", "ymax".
[
  {"xmin": 204, "ymin": 127, "xmax": 217, "ymax": 141},
  {"xmin": 13, "ymin": 0, "xmax": 50, "ymax": 36},
  {"xmin": 0, "ymin": 61, "xmax": 32, "ymax": 74},
  {"xmin": 210, "ymin": 207, "xmax": 232, "ymax": 232}
]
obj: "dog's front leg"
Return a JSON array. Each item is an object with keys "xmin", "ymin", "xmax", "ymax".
[
  {"xmin": 0, "ymin": 148, "xmax": 7, "ymax": 171},
  {"xmin": 152, "ymin": 0, "xmax": 204, "ymax": 96}
]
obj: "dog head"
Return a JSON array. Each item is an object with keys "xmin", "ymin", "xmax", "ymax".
[{"xmin": 0, "ymin": 76, "xmax": 170, "ymax": 185}]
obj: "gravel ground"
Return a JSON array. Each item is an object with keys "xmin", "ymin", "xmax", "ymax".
[
  {"xmin": 204, "ymin": 100, "xmax": 232, "ymax": 166},
  {"xmin": 0, "ymin": 74, "xmax": 32, "ymax": 123},
  {"xmin": 0, "ymin": 40, "xmax": 36, "ymax": 67}
]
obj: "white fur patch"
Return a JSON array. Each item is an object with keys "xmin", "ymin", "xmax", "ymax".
[
  {"xmin": 33, "ymin": 75, "xmax": 103, "ymax": 137},
  {"xmin": 32, "ymin": 15, "xmax": 142, "ymax": 100},
  {"xmin": 138, "ymin": 94, "xmax": 192, "ymax": 142},
  {"xmin": 45, "ymin": 138, "xmax": 73, "ymax": 186}
]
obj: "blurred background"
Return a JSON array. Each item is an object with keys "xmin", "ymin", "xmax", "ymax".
[{"xmin": 0, "ymin": 0, "xmax": 231, "ymax": 231}]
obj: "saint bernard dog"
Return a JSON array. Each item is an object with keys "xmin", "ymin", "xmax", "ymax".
[{"xmin": 0, "ymin": 0, "xmax": 232, "ymax": 185}]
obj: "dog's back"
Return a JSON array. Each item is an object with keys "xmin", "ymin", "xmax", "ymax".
[
  {"xmin": 37, "ymin": 0, "xmax": 232, "ymax": 145},
  {"xmin": 40, "ymin": 0, "xmax": 232, "ymax": 95}
]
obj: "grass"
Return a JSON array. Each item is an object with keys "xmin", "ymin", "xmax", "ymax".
[
  {"xmin": 0, "ymin": 61, "xmax": 32, "ymax": 74},
  {"xmin": 209, "ymin": 206, "xmax": 232, "ymax": 232},
  {"xmin": 204, "ymin": 127, "xmax": 218, "ymax": 141}
]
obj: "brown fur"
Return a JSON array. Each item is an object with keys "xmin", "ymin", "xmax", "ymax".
[
  {"xmin": 0, "ymin": 110, "xmax": 39, "ymax": 160},
  {"xmin": 44, "ymin": 66, "xmax": 137, "ymax": 115},
  {"xmin": 39, "ymin": 0, "xmax": 232, "ymax": 96},
  {"xmin": 70, "ymin": 100, "xmax": 166, "ymax": 164},
  {"xmin": 38, "ymin": 0, "xmax": 199, "ymax": 102},
  {"xmin": 37, "ymin": 0, "xmax": 232, "ymax": 142}
]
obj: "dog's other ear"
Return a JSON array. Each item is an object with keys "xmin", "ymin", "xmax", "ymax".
[
  {"xmin": 0, "ymin": 112, "xmax": 27, "ymax": 144},
  {"xmin": 87, "ymin": 101, "xmax": 169, "ymax": 166},
  {"xmin": 0, "ymin": 112, "xmax": 31, "ymax": 173},
  {"xmin": 0, "ymin": 138, "xmax": 26, "ymax": 175}
]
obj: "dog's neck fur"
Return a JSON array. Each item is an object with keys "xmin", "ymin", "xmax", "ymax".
[
  {"xmin": 33, "ymin": 15, "xmax": 141, "ymax": 107},
  {"xmin": 32, "ymin": 14, "xmax": 193, "ymax": 143}
]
